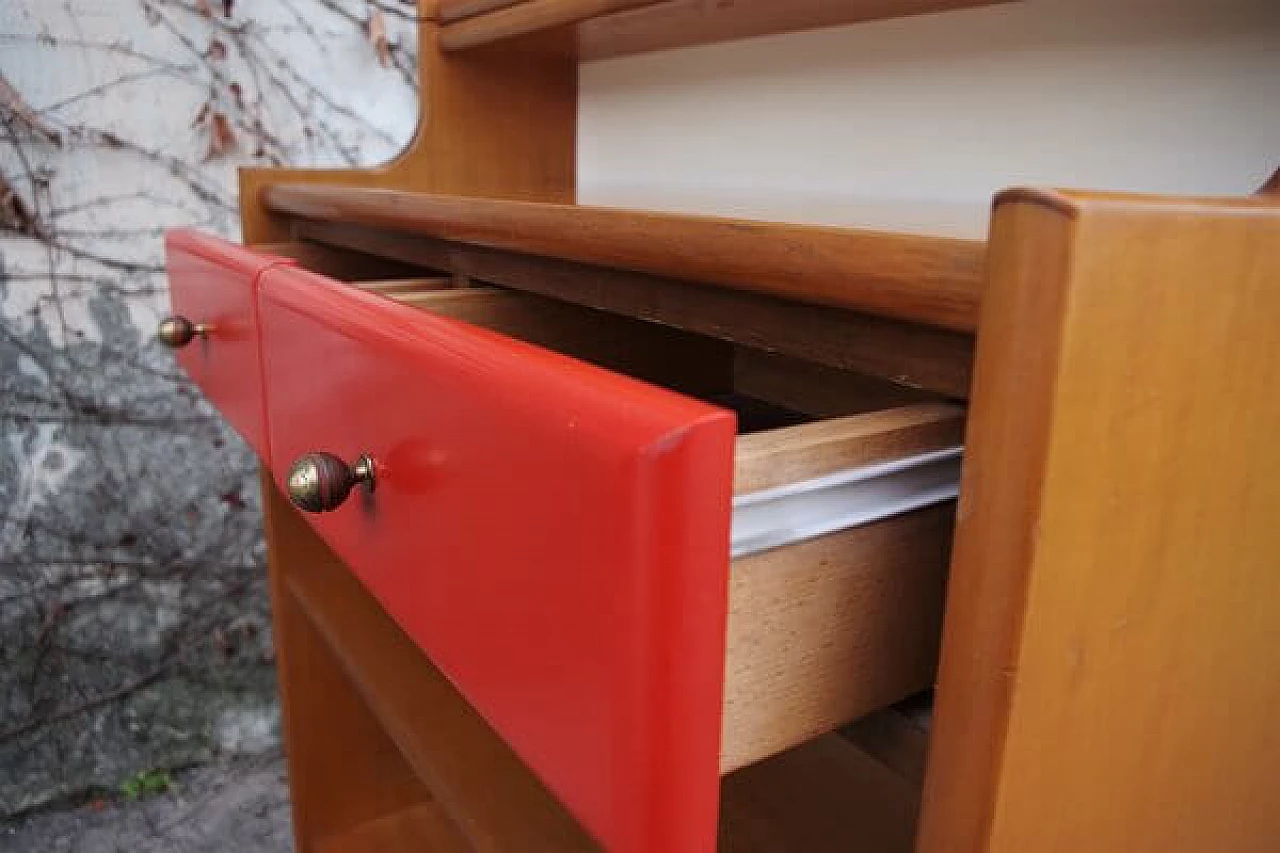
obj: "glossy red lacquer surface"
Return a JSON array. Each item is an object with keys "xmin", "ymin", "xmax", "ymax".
[
  {"xmin": 164, "ymin": 230, "xmax": 293, "ymax": 457},
  {"xmin": 257, "ymin": 265, "xmax": 737, "ymax": 853}
]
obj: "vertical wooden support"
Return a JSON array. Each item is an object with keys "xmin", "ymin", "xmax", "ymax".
[
  {"xmin": 918, "ymin": 189, "xmax": 1280, "ymax": 852},
  {"xmin": 240, "ymin": 13, "xmax": 576, "ymax": 244},
  {"xmin": 261, "ymin": 473, "xmax": 445, "ymax": 851}
]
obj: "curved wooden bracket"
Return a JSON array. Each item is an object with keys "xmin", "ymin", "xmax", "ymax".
[
  {"xmin": 240, "ymin": 6, "xmax": 576, "ymax": 244},
  {"xmin": 1259, "ymin": 167, "xmax": 1279, "ymax": 195}
]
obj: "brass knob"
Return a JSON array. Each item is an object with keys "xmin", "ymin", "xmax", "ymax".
[
  {"xmin": 157, "ymin": 315, "xmax": 209, "ymax": 348},
  {"xmin": 286, "ymin": 452, "xmax": 376, "ymax": 513}
]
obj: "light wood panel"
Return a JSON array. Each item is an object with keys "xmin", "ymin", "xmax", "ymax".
[
  {"xmin": 262, "ymin": 184, "xmax": 986, "ymax": 332},
  {"xmin": 722, "ymin": 406, "xmax": 961, "ymax": 773},
  {"xmin": 733, "ymin": 405, "xmax": 963, "ymax": 494},
  {"xmin": 723, "ymin": 507, "xmax": 952, "ymax": 776},
  {"xmin": 919, "ymin": 189, "xmax": 1280, "ymax": 852}
]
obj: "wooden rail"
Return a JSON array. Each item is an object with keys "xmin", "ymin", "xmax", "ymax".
[
  {"xmin": 437, "ymin": 0, "xmax": 1014, "ymax": 59},
  {"xmin": 439, "ymin": 0, "xmax": 659, "ymax": 51},
  {"xmin": 261, "ymin": 184, "xmax": 986, "ymax": 333},
  {"xmin": 437, "ymin": 0, "xmax": 527, "ymax": 22}
]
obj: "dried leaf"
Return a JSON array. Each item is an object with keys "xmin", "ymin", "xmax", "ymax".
[
  {"xmin": 205, "ymin": 111, "xmax": 238, "ymax": 160},
  {"xmin": 195, "ymin": 0, "xmax": 213, "ymax": 16},
  {"xmin": 0, "ymin": 70, "xmax": 61, "ymax": 146},
  {"xmin": 219, "ymin": 488, "xmax": 246, "ymax": 509},
  {"xmin": 212, "ymin": 626, "xmax": 233, "ymax": 658},
  {"xmin": 0, "ymin": 174, "xmax": 44, "ymax": 237},
  {"xmin": 1262, "ymin": 167, "xmax": 1280, "ymax": 196},
  {"xmin": 207, "ymin": 38, "xmax": 227, "ymax": 61},
  {"xmin": 191, "ymin": 100, "xmax": 211, "ymax": 127},
  {"xmin": 228, "ymin": 81, "xmax": 245, "ymax": 110},
  {"xmin": 368, "ymin": 8, "xmax": 391, "ymax": 68}
]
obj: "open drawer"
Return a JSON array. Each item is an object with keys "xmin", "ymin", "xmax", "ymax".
[{"xmin": 167, "ymin": 233, "xmax": 961, "ymax": 853}]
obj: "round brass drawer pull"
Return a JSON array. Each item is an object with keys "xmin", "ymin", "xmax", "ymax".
[
  {"xmin": 286, "ymin": 452, "xmax": 376, "ymax": 513},
  {"xmin": 157, "ymin": 315, "xmax": 210, "ymax": 348}
]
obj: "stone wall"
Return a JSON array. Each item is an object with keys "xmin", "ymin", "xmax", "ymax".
[{"xmin": 0, "ymin": 0, "xmax": 417, "ymax": 816}]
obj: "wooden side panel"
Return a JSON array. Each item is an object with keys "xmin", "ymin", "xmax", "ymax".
[
  {"xmin": 261, "ymin": 473, "xmax": 434, "ymax": 851},
  {"xmin": 919, "ymin": 190, "xmax": 1280, "ymax": 852},
  {"xmin": 722, "ymin": 506, "xmax": 953, "ymax": 775},
  {"xmin": 721, "ymin": 407, "xmax": 962, "ymax": 774}
]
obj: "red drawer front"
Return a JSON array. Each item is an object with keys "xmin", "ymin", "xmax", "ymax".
[
  {"xmin": 163, "ymin": 230, "xmax": 292, "ymax": 457},
  {"xmin": 257, "ymin": 265, "xmax": 736, "ymax": 853}
]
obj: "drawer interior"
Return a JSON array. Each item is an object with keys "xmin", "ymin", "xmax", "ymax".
[
  {"xmin": 254, "ymin": 237, "xmax": 961, "ymax": 844},
  {"xmin": 256, "ymin": 238, "xmax": 946, "ymax": 424}
]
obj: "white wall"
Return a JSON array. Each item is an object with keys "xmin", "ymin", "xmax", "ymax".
[{"xmin": 579, "ymin": 0, "xmax": 1280, "ymax": 237}]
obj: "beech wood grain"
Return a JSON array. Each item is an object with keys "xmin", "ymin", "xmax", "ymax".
[
  {"xmin": 438, "ymin": 0, "xmax": 1012, "ymax": 59},
  {"xmin": 262, "ymin": 183, "xmax": 985, "ymax": 332},
  {"xmin": 919, "ymin": 189, "xmax": 1280, "ymax": 852}
]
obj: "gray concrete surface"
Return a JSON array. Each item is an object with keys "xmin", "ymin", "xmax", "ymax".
[{"xmin": 1, "ymin": 753, "xmax": 291, "ymax": 853}]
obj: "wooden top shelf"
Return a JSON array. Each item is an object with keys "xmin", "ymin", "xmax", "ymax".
[
  {"xmin": 435, "ymin": 0, "xmax": 1014, "ymax": 59},
  {"xmin": 261, "ymin": 184, "xmax": 985, "ymax": 333}
]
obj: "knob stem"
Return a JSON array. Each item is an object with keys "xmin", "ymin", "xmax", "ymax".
[{"xmin": 158, "ymin": 315, "xmax": 209, "ymax": 348}]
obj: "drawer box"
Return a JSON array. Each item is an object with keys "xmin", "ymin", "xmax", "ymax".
[
  {"xmin": 253, "ymin": 261, "xmax": 961, "ymax": 853},
  {"xmin": 259, "ymin": 265, "xmax": 735, "ymax": 853},
  {"xmin": 163, "ymin": 230, "xmax": 295, "ymax": 456}
]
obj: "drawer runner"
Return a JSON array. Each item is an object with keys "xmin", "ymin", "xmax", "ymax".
[{"xmin": 731, "ymin": 446, "xmax": 963, "ymax": 559}]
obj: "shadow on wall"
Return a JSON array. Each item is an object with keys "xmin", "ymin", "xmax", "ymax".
[{"xmin": 0, "ymin": 0, "xmax": 417, "ymax": 817}]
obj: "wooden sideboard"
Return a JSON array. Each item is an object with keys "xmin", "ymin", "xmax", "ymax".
[{"xmin": 159, "ymin": 2, "xmax": 1280, "ymax": 850}]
